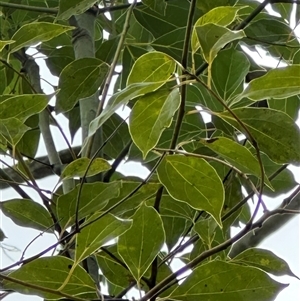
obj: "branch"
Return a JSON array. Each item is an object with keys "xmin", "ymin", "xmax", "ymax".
[{"xmin": 229, "ymin": 185, "xmax": 300, "ymax": 257}]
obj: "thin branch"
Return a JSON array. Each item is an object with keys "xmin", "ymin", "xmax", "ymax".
[
  {"xmin": 86, "ymin": 0, "xmax": 137, "ymax": 158},
  {"xmin": 103, "ymin": 140, "xmax": 132, "ymax": 182},
  {"xmin": 0, "ymin": 273, "xmax": 87, "ymax": 301},
  {"xmin": 138, "ymin": 204, "xmax": 292, "ymax": 301}
]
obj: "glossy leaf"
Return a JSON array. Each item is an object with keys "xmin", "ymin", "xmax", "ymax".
[
  {"xmin": 56, "ymin": 58, "xmax": 108, "ymax": 113},
  {"xmin": 236, "ymin": 65, "xmax": 300, "ymax": 102},
  {"xmin": 157, "ymin": 155, "xmax": 224, "ymax": 227},
  {"xmin": 233, "ymin": 248, "xmax": 299, "ymax": 279},
  {"xmin": 218, "ymin": 108, "xmax": 300, "ymax": 164},
  {"xmin": 194, "ymin": 24, "xmax": 245, "ymax": 63},
  {"xmin": 0, "ymin": 94, "xmax": 48, "ymax": 121},
  {"xmin": 0, "ymin": 199, "xmax": 54, "ymax": 232},
  {"xmin": 118, "ymin": 203, "xmax": 165, "ymax": 281},
  {"xmin": 76, "ymin": 214, "xmax": 131, "ymax": 262},
  {"xmin": 10, "ymin": 22, "xmax": 73, "ymax": 53},
  {"xmin": 3, "ymin": 256, "xmax": 97, "ymax": 299},
  {"xmin": 57, "ymin": 181, "xmax": 122, "ymax": 229},
  {"xmin": 61, "ymin": 158, "xmax": 111, "ymax": 180},
  {"xmin": 58, "ymin": 0, "xmax": 97, "ymax": 20},
  {"xmin": 129, "ymin": 87, "xmax": 180, "ymax": 158},
  {"xmin": 169, "ymin": 260, "xmax": 288, "ymax": 301}
]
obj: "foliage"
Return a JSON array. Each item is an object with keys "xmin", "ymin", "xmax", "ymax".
[{"xmin": 0, "ymin": 0, "xmax": 299, "ymax": 301}]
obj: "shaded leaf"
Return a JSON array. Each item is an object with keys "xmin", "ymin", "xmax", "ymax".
[
  {"xmin": 56, "ymin": 58, "xmax": 108, "ymax": 113},
  {"xmin": 211, "ymin": 47, "xmax": 249, "ymax": 101},
  {"xmin": 61, "ymin": 158, "xmax": 111, "ymax": 180},
  {"xmin": 0, "ymin": 199, "xmax": 54, "ymax": 232},
  {"xmin": 3, "ymin": 256, "xmax": 97, "ymax": 299},
  {"xmin": 157, "ymin": 155, "xmax": 224, "ymax": 227},
  {"xmin": 0, "ymin": 118, "xmax": 30, "ymax": 146},
  {"xmin": 10, "ymin": 22, "xmax": 73, "ymax": 53},
  {"xmin": 194, "ymin": 24, "xmax": 245, "ymax": 63},
  {"xmin": 57, "ymin": 181, "xmax": 122, "ymax": 229},
  {"xmin": 218, "ymin": 108, "xmax": 300, "ymax": 164},
  {"xmin": 142, "ymin": 0, "xmax": 166, "ymax": 15},
  {"xmin": 118, "ymin": 203, "xmax": 165, "ymax": 281},
  {"xmin": 233, "ymin": 248, "xmax": 299, "ymax": 279},
  {"xmin": 58, "ymin": 0, "xmax": 97, "ymax": 20},
  {"xmin": 169, "ymin": 260, "xmax": 288, "ymax": 301},
  {"xmin": 236, "ymin": 65, "xmax": 300, "ymax": 102},
  {"xmin": 76, "ymin": 214, "xmax": 131, "ymax": 262}
]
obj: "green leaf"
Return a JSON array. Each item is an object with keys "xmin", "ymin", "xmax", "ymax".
[
  {"xmin": 198, "ymin": 137, "xmax": 263, "ymax": 178},
  {"xmin": 236, "ymin": 65, "xmax": 300, "ymax": 102},
  {"xmin": 127, "ymin": 51, "xmax": 176, "ymax": 86},
  {"xmin": 0, "ymin": 199, "xmax": 54, "ymax": 232},
  {"xmin": 10, "ymin": 22, "xmax": 73, "ymax": 53},
  {"xmin": 96, "ymin": 245, "xmax": 134, "ymax": 288},
  {"xmin": 233, "ymin": 248, "xmax": 299, "ymax": 279},
  {"xmin": 0, "ymin": 118, "xmax": 30, "ymax": 146},
  {"xmin": 129, "ymin": 87, "xmax": 180, "ymax": 158},
  {"xmin": 0, "ymin": 94, "xmax": 48, "ymax": 122},
  {"xmin": 75, "ymin": 214, "xmax": 131, "ymax": 262},
  {"xmin": 211, "ymin": 47, "xmax": 249, "ymax": 101},
  {"xmin": 118, "ymin": 203, "xmax": 165, "ymax": 281},
  {"xmin": 218, "ymin": 108, "xmax": 300, "ymax": 164},
  {"xmin": 61, "ymin": 158, "xmax": 111, "ymax": 180},
  {"xmin": 162, "ymin": 216, "xmax": 188, "ymax": 251},
  {"xmin": 57, "ymin": 0, "xmax": 98, "ymax": 20},
  {"xmin": 56, "ymin": 58, "xmax": 108, "ymax": 113},
  {"xmin": 89, "ymin": 52, "xmax": 175, "ymax": 137},
  {"xmin": 57, "ymin": 182, "xmax": 122, "ymax": 229},
  {"xmin": 268, "ymin": 95, "xmax": 300, "ymax": 121},
  {"xmin": 194, "ymin": 218, "xmax": 218, "ymax": 246},
  {"xmin": 169, "ymin": 260, "xmax": 288, "ymax": 301},
  {"xmin": 157, "ymin": 155, "xmax": 224, "ymax": 227},
  {"xmin": 192, "ymin": 5, "xmax": 245, "ymax": 53},
  {"xmin": 194, "ymin": 24, "xmax": 245, "ymax": 63},
  {"xmin": 142, "ymin": 0, "xmax": 167, "ymax": 15},
  {"xmin": 3, "ymin": 256, "xmax": 97, "ymax": 299},
  {"xmin": 0, "ymin": 40, "xmax": 14, "ymax": 51}
]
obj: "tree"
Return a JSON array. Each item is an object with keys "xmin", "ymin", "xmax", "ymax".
[{"xmin": 0, "ymin": 0, "xmax": 299, "ymax": 300}]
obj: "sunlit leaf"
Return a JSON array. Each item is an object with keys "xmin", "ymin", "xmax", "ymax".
[
  {"xmin": 235, "ymin": 65, "xmax": 300, "ymax": 102},
  {"xmin": 157, "ymin": 155, "xmax": 224, "ymax": 227},
  {"xmin": 118, "ymin": 203, "xmax": 165, "ymax": 281},
  {"xmin": 57, "ymin": 182, "xmax": 122, "ymax": 229},
  {"xmin": 129, "ymin": 87, "xmax": 180, "ymax": 158},
  {"xmin": 0, "ymin": 40, "xmax": 14, "ymax": 51}
]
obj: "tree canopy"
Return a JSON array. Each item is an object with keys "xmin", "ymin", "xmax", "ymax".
[{"xmin": 0, "ymin": 0, "xmax": 299, "ymax": 301}]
